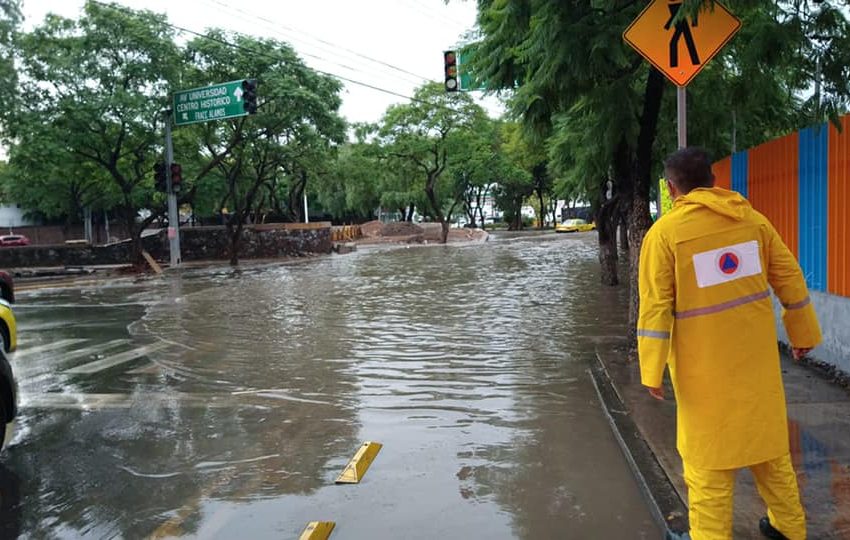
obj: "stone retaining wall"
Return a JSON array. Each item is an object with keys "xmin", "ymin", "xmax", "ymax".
[{"xmin": 0, "ymin": 223, "xmax": 332, "ymax": 269}]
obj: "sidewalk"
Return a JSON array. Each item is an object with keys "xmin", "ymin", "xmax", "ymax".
[{"xmin": 592, "ymin": 339, "xmax": 850, "ymax": 539}]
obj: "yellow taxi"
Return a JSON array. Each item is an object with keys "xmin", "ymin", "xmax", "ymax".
[
  {"xmin": 555, "ymin": 218, "xmax": 596, "ymax": 233},
  {"xmin": 0, "ymin": 300, "xmax": 16, "ymax": 449},
  {"xmin": 0, "ymin": 300, "xmax": 16, "ymax": 353}
]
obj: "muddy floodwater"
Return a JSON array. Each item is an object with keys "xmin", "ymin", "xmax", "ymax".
[{"xmin": 1, "ymin": 232, "xmax": 658, "ymax": 539}]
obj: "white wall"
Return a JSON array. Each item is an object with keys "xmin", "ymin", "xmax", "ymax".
[
  {"xmin": 0, "ymin": 204, "xmax": 36, "ymax": 229},
  {"xmin": 774, "ymin": 291, "xmax": 850, "ymax": 374}
]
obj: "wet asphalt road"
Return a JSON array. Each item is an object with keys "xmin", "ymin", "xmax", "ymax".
[{"xmin": 0, "ymin": 232, "xmax": 658, "ymax": 539}]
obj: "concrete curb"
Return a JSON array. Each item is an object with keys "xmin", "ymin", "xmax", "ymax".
[{"xmin": 588, "ymin": 352, "xmax": 689, "ymax": 537}]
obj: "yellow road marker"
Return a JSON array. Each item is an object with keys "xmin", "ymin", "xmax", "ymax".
[
  {"xmin": 299, "ymin": 521, "xmax": 335, "ymax": 540},
  {"xmin": 335, "ymin": 441, "xmax": 382, "ymax": 484}
]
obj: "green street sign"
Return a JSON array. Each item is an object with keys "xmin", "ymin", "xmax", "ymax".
[
  {"xmin": 173, "ymin": 80, "xmax": 249, "ymax": 126},
  {"xmin": 457, "ymin": 50, "xmax": 487, "ymax": 92}
]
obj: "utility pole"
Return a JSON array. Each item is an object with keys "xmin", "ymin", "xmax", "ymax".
[{"xmin": 164, "ymin": 110, "xmax": 181, "ymax": 266}]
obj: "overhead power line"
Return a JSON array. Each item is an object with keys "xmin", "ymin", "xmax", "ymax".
[
  {"xmin": 89, "ymin": 0, "xmax": 471, "ymax": 116},
  {"xmin": 206, "ymin": 0, "xmax": 432, "ymax": 84},
  {"xmin": 196, "ymin": 0, "xmax": 425, "ymax": 90}
]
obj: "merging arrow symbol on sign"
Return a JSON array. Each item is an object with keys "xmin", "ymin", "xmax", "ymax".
[{"xmin": 233, "ymin": 87, "xmax": 243, "ymax": 102}]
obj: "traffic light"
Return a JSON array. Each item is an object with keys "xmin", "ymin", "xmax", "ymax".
[
  {"xmin": 170, "ymin": 163, "xmax": 183, "ymax": 193},
  {"xmin": 444, "ymin": 50, "xmax": 458, "ymax": 92},
  {"xmin": 242, "ymin": 79, "xmax": 258, "ymax": 114},
  {"xmin": 153, "ymin": 162, "xmax": 167, "ymax": 192}
]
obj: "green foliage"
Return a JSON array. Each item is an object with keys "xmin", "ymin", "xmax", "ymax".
[
  {"xmin": 0, "ymin": 0, "xmax": 21, "ymax": 124},
  {"xmin": 473, "ymin": 0, "xmax": 850, "ymax": 208},
  {"xmin": 376, "ymin": 83, "xmax": 489, "ymax": 237},
  {"xmin": 178, "ymin": 30, "xmax": 345, "ymax": 228},
  {"xmin": 2, "ymin": 2, "xmax": 345, "ymax": 265},
  {"xmin": 315, "ymin": 141, "xmax": 383, "ymax": 221},
  {"xmin": 6, "ymin": 1, "xmax": 180, "ymax": 248}
]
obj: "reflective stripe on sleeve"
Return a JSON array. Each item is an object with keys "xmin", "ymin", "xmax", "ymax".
[
  {"xmin": 783, "ymin": 296, "xmax": 811, "ymax": 310},
  {"xmin": 637, "ymin": 329, "xmax": 671, "ymax": 339}
]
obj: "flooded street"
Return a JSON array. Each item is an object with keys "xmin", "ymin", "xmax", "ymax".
[{"xmin": 1, "ymin": 233, "xmax": 658, "ymax": 539}]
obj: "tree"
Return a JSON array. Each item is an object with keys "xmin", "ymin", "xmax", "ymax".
[
  {"xmin": 315, "ymin": 138, "xmax": 384, "ymax": 223},
  {"xmin": 471, "ymin": 0, "xmax": 850, "ymax": 346},
  {"xmin": 445, "ymin": 117, "xmax": 505, "ymax": 228},
  {"xmin": 179, "ymin": 31, "xmax": 344, "ymax": 265},
  {"xmin": 0, "ymin": 0, "xmax": 21, "ymax": 126},
  {"xmin": 501, "ymin": 121, "xmax": 552, "ymax": 229},
  {"xmin": 9, "ymin": 1, "xmax": 180, "ymax": 261},
  {"xmin": 377, "ymin": 83, "xmax": 488, "ymax": 243}
]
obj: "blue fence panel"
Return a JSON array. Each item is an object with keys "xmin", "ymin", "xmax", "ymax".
[
  {"xmin": 798, "ymin": 124, "xmax": 829, "ymax": 291},
  {"xmin": 731, "ymin": 151, "xmax": 749, "ymax": 198}
]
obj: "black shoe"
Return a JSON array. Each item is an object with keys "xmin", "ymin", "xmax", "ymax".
[{"xmin": 759, "ymin": 517, "xmax": 789, "ymax": 540}]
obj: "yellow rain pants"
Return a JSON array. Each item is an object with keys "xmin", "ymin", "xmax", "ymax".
[{"xmin": 684, "ymin": 453, "xmax": 806, "ymax": 540}]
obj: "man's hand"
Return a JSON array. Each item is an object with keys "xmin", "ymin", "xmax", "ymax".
[
  {"xmin": 646, "ymin": 385, "xmax": 665, "ymax": 401},
  {"xmin": 792, "ymin": 348, "xmax": 812, "ymax": 361}
]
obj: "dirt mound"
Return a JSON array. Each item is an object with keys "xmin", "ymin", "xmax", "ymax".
[
  {"xmin": 360, "ymin": 220, "xmax": 384, "ymax": 238},
  {"xmin": 382, "ymin": 222, "xmax": 424, "ymax": 237}
]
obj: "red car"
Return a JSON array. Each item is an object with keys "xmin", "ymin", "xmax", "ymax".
[{"xmin": 0, "ymin": 235, "xmax": 30, "ymax": 247}]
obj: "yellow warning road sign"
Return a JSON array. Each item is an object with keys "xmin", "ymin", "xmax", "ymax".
[
  {"xmin": 624, "ymin": 0, "xmax": 741, "ymax": 87},
  {"xmin": 299, "ymin": 521, "xmax": 335, "ymax": 540},
  {"xmin": 335, "ymin": 441, "xmax": 382, "ymax": 484}
]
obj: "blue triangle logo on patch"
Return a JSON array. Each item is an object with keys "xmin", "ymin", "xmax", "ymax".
[{"xmin": 722, "ymin": 255, "xmax": 737, "ymax": 271}]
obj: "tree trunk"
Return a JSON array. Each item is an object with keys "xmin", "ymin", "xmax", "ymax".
[
  {"xmin": 619, "ymin": 215, "xmax": 630, "ymax": 252},
  {"xmin": 477, "ymin": 189, "xmax": 486, "ymax": 230},
  {"xmin": 122, "ymin": 200, "xmax": 142, "ymax": 265},
  {"xmin": 596, "ymin": 185, "xmax": 619, "ymax": 286},
  {"xmin": 228, "ymin": 220, "xmax": 243, "ymax": 266},
  {"xmin": 441, "ymin": 221, "xmax": 450, "ymax": 244},
  {"xmin": 627, "ymin": 67, "xmax": 666, "ymax": 350},
  {"xmin": 537, "ymin": 190, "xmax": 545, "ymax": 229},
  {"xmin": 407, "ymin": 203, "xmax": 415, "ymax": 222}
]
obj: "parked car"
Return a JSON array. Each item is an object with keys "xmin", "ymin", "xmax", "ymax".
[
  {"xmin": 555, "ymin": 218, "xmax": 596, "ymax": 233},
  {"xmin": 0, "ymin": 272, "xmax": 13, "ymax": 304},
  {"xmin": 0, "ymin": 235, "xmax": 30, "ymax": 247},
  {"xmin": 0, "ymin": 349, "xmax": 15, "ymax": 450},
  {"xmin": 0, "ymin": 301, "xmax": 15, "ymax": 354},
  {"xmin": 0, "ymin": 301, "xmax": 16, "ymax": 450}
]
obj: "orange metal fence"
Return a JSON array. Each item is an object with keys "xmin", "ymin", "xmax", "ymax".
[
  {"xmin": 748, "ymin": 133, "xmax": 800, "ymax": 258},
  {"xmin": 713, "ymin": 156, "xmax": 732, "ymax": 190},
  {"xmin": 828, "ymin": 116, "xmax": 850, "ymax": 297}
]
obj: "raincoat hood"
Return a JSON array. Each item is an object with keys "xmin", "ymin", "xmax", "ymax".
[{"xmin": 675, "ymin": 187, "xmax": 751, "ymax": 221}]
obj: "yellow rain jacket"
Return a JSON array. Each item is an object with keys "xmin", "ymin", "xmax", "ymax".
[{"xmin": 638, "ymin": 187, "xmax": 821, "ymax": 470}]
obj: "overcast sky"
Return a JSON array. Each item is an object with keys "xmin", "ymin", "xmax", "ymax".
[{"xmin": 20, "ymin": 0, "xmax": 504, "ymax": 124}]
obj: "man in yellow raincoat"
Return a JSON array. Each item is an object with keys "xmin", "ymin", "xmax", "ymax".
[{"xmin": 638, "ymin": 148, "xmax": 822, "ymax": 540}]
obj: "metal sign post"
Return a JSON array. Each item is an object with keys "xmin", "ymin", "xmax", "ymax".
[
  {"xmin": 164, "ymin": 114, "xmax": 181, "ymax": 267},
  {"xmin": 677, "ymin": 86, "xmax": 687, "ymax": 149}
]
